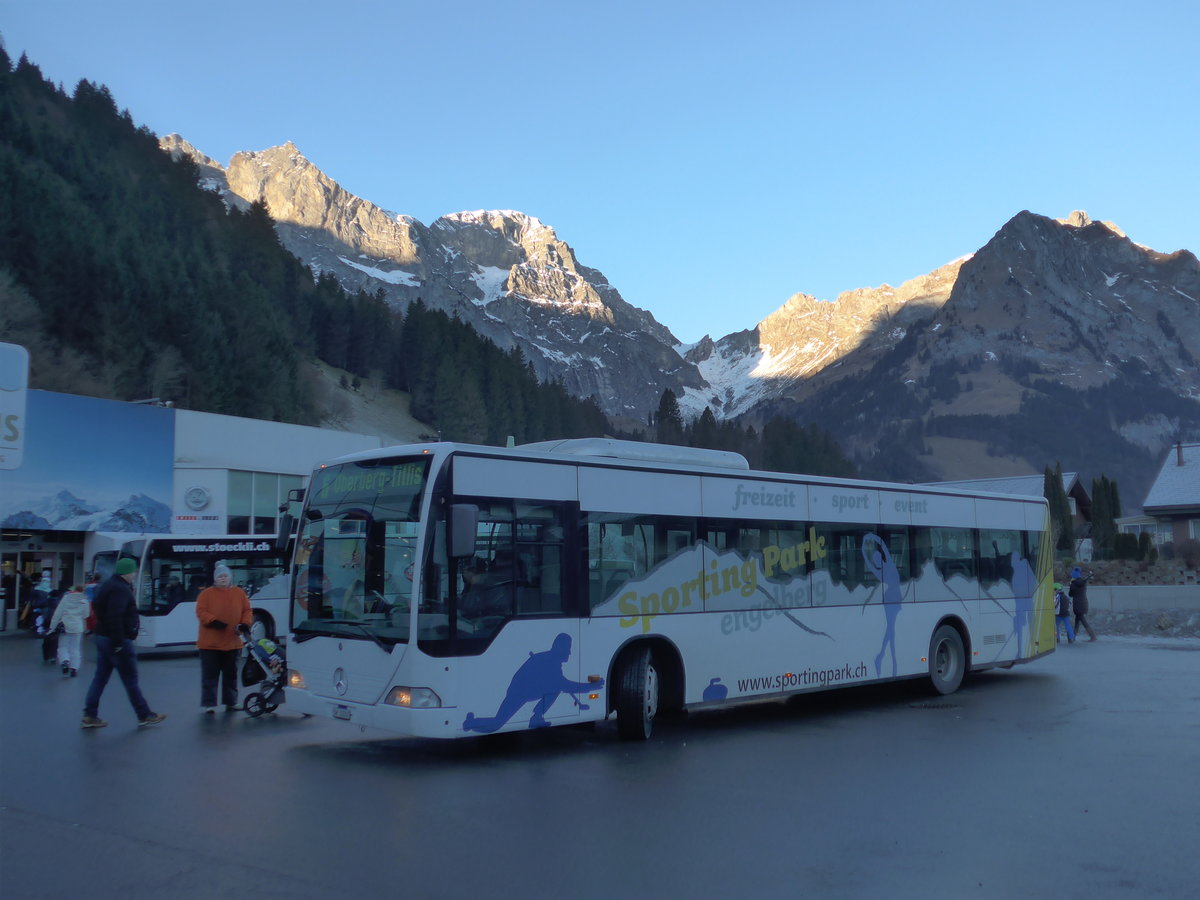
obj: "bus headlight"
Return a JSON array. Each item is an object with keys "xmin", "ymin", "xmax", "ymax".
[
  {"xmin": 287, "ymin": 669, "xmax": 307, "ymax": 690},
  {"xmin": 384, "ymin": 686, "xmax": 442, "ymax": 708}
]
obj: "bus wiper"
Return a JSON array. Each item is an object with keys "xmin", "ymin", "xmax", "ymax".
[
  {"xmin": 292, "ymin": 625, "xmax": 319, "ymax": 643},
  {"xmin": 322, "ymin": 619, "xmax": 395, "ymax": 652}
]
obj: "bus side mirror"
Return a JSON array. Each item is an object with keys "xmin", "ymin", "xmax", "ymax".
[
  {"xmin": 276, "ymin": 489, "xmax": 305, "ymax": 557},
  {"xmin": 275, "ymin": 513, "xmax": 293, "ymax": 554},
  {"xmin": 448, "ymin": 504, "xmax": 478, "ymax": 559}
]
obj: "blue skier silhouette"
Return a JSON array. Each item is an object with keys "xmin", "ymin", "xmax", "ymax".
[
  {"xmin": 1010, "ymin": 551, "xmax": 1035, "ymax": 653},
  {"xmin": 463, "ymin": 633, "xmax": 602, "ymax": 733},
  {"xmin": 863, "ymin": 533, "xmax": 903, "ymax": 677}
]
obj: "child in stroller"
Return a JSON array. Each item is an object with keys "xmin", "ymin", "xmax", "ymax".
[{"xmin": 237, "ymin": 624, "xmax": 287, "ymax": 717}]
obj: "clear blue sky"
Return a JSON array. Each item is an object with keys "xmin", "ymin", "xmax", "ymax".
[{"xmin": 5, "ymin": 0, "xmax": 1198, "ymax": 343}]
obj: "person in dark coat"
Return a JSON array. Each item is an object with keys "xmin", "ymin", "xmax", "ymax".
[
  {"xmin": 81, "ymin": 558, "xmax": 166, "ymax": 728},
  {"xmin": 1069, "ymin": 566, "xmax": 1097, "ymax": 642}
]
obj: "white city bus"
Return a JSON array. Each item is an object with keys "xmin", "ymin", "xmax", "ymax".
[
  {"xmin": 100, "ymin": 535, "xmax": 291, "ymax": 649},
  {"xmin": 284, "ymin": 440, "xmax": 1054, "ymax": 740}
]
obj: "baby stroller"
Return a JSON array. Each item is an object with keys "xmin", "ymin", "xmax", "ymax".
[{"xmin": 238, "ymin": 625, "xmax": 287, "ymax": 717}]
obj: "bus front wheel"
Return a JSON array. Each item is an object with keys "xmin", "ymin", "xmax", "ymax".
[
  {"xmin": 929, "ymin": 625, "xmax": 966, "ymax": 695},
  {"xmin": 615, "ymin": 647, "xmax": 658, "ymax": 741}
]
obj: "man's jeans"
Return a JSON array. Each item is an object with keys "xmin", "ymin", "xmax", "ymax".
[{"xmin": 84, "ymin": 635, "xmax": 152, "ymax": 719}]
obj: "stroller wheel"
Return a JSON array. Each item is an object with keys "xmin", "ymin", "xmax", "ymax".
[
  {"xmin": 244, "ymin": 692, "xmax": 265, "ymax": 718},
  {"xmin": 262, "ymin": 684, "xmax": 284, "ymax": 713}
]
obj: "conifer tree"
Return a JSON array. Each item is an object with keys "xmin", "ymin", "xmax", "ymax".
[
  {"xmin": 655, "ymin": 390, "xmax": 685, "ymax": 445},
  {"xmin": 692, "ymin": 407, "xmax": 718, "ymax": 449},
  {"xmin": 1044, "ymin": 463, "xmax": 1074, "ymax": 552},
  {"xmin": 1090, "ymin": 474, "xmax": 1120, "ymax": 560}
]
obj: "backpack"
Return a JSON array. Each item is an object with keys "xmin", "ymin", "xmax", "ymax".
[{"xmin": 1054, "ymin": 588, "xmax": 1070, "ymax": 617}]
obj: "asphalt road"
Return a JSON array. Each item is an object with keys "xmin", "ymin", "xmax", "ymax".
[{"xmin": 1, "ymin": 632, "xmax": 1197, "ymax": 899}]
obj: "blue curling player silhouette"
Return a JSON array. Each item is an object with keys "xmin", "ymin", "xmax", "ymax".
[
  {"xmin": 863, "ymin": 532, "xmax": 903, "ymax": 678},
  {"xmin": 463, "ymin": 633, "xmax": 602, "ymax": 733},
  {"xmin": 1010, "ymin": 550, "xmax": 1036, "ymax": 653}
]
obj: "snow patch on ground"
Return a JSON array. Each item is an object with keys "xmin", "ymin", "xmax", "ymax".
[
  {"xmin": 337, "ymin": 257, "xmax": 421, "ymax": 286},
  {"xmin": 470, "ymin": 265, "xmax": 511, "ymax": 305}
]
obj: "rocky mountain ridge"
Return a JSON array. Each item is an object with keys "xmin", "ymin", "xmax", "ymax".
[
  {"xmin": 1, "ymin": 488, "xmax": 172, "ymax": 533},
  {"xmin": 161, "ymin": 136, "xmax": 699, "ymax": 419},
  {"xmin": 683, "ymin": 257, "xmax": 967, "ymax": 417},
  {"xmin": 160, "ymin": 136, "xmax": 1200, "ymax": 502},
  {"xmin": 755, "ymin": 210, "xmax": 1200, "ymax": 499},
  {"xmin": 162, "ymin": 135, "xmax": 985, "ymax": 424}
]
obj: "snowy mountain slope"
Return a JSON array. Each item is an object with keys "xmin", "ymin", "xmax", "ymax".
[
  {"xmin": 2, "ymin": 489, "xmax": 170, "ymax": 533},
  {"xmin": 159, "ymin": 134, "xmax": 971, "ymax": 421},
  {"xmin": 159, "ymin": 136, "xmax": 1200, "ymax": 495},
  {"xmin": 755, "ymin": 211, "xmax": 1200, "ymax": 500}
]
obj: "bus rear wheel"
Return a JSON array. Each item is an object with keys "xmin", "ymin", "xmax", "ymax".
[
  {"xmin": 929, "ymin": 625, "xmax": 966, "ymax": 695},
  {"xmin": 615, "ymin": 647, "xmax": 658, "ymax": 740}
]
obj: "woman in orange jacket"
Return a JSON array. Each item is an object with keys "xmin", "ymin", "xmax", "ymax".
[{"xmin": 196, "ymin": 564, "xmax": 253, "ymax": 712}]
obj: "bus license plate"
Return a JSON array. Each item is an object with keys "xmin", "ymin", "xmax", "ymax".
[{"xmin": 333, "ymin": 706, "xmax": 352, "ymax": 720}]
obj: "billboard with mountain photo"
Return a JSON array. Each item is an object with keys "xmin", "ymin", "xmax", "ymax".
[{"xmin": 0, "ymin": 390, "xmax": 173, "ymax": 532}]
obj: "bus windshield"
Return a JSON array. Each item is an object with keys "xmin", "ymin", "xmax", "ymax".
[
  {"xmin": 90, "ymin": 550, "xmax": 120, "ymax": 583},
  {"xmin": 291, "ymin": 456, "xmax": 429, "ymax": 645},
  {"xmin": 137, "ymin": 538, "xmax": 285, "ymax": 614}
]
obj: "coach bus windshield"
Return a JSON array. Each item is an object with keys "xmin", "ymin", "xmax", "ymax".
[
  {"xmin": 291, "ymin": 456, "xmax": 430, "ymax": 646},
  {"xmin": 136, "ymin": 538, "xmax": 285, "ymax": 614}
]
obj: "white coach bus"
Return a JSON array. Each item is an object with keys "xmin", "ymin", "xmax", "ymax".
[
  {"xmin": 284, "ymin": 439, "xmax": 1054, "ymax": 740},
  {"xmin": 92, "ymin": 535, "xmax": 291, "ymax": 649}
]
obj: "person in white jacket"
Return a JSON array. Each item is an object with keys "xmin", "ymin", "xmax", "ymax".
[{"xmin": 48, "ymin": 585, "xmax": 90, "ymax": 677}]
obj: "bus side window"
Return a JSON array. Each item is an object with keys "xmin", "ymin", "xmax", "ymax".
[
  {"xmin": 812, "ymin": 524, "xmax": 874, "ymax": 599},
  {"xmin": 881, "ymin": 529, "xmax": 912, "ymax": 585},
  {"xmin": 588, "ymin": 568, "xmax": 605, "ymax": 609},
  {"xmin": 515, "ymin": 505, "xmax": 565, "ymax": 616},
  {"xmin": 1024, "ymin": 530, "xmax": 1043, "ymax": 571},
  {"xmin": 979, "ymin": 529, "xmax": 1018, "ymax": 591},
  {"xmin": 911, "ymin": 527, "xmax": 934, "ymax": 598},
  {"xmin": 932, "ymin": 527, "xmax": 976, "ymax": 582},
  {"xmin": 585, "ymin": 518, "xmax": 643, "ymax": 609},
  {"xmin": 538, "ymin": 557, "xmax": 562, "ymax": 613}
]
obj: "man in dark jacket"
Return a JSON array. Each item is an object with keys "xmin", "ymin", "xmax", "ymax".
[
  {"xmin": 1069, "ymin": 566, "xmax": 1098, "ymax": 642},
  {"xmin": 81, "ymin": 558, "xmax": 166, "ymax": 728}
]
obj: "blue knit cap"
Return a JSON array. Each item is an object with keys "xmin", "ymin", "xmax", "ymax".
[{"xmin": 1071, "ymin": 567, "xmax": 1082, "ymax": 578}]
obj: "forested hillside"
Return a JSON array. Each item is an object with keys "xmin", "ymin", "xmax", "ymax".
[
  {"xmin": 0, "ymin": 51, "xmax": 320, "ymax": 420},
  {"xmin": 0, "ymin": 47, "xmax": 856, "ymax": 475},
  {"xmin": 0, "ymin": 48, "xmax": 609, "ymax": 441},
  {"xmin": 638, "ymin": 390, "xmax": 856, "ymax": 477}
]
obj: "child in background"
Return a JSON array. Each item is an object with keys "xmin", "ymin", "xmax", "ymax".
[
  {"xmin": 83, "ymin": 573, "xmax": 101, "ymax": 633},
  {"xmin": 1053, "ymin": 582, "xmax": 1075, "ymax": 644},
  {"xmin": 48, "ymin": 584, "xmax": 90, "ymax": 676}
]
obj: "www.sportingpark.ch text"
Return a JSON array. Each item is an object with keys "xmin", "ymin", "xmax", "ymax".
[{"xmin": 737, "ymin": 661, "xmax": 869, "ymax": 693}]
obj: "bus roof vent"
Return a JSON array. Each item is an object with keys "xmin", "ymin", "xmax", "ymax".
[{"xmin": 520, "ymin": 438, "xmax": 750, "ymax": 471}]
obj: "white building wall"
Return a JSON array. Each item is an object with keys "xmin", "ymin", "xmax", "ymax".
[
  {"xmin": 173, "ymin": 409, "xmax": 383, "ymax": 473},
  {"xmin": 171, "ymin": 410, "xmax": 384, "ymax": 535}
]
